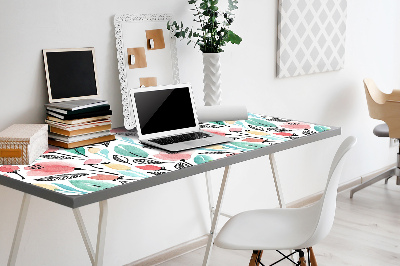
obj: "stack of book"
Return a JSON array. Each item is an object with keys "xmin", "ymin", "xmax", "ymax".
[{"xmin": 45, "ymin": 99, "xmax": 115, "ymax": 148}]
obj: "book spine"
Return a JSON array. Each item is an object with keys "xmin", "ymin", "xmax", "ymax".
[{"xmin": 48, "ymin": 110, "xmax": 112, "ymax": 120}]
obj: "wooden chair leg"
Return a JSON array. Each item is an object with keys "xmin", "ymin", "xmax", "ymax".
[
  {"xmin": 298, "ymin": 250, "xmax": 307, "ymax": 266},
  {"xmin": 308, "ymin": 247, "xmax": 318, "ymax": 266},
  {"xmin": 249, "ymin": 250, "xmax": 263, "ymax": 266}
]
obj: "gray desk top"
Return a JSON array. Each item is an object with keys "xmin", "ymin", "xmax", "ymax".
[{"xmin": 0, "ymin": 114, "xmax": 340, "ymax": 208}]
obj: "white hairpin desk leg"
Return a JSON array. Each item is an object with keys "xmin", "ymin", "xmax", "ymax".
[
  {"xmin": 269, "ymin": 153, "xmax": 286, "ymax": 208},
  {"xmin": 74, "ymin": 200, "xmax": 108, "ymax": 266},
  {"xmin": 202, "ymin": 166, "xmax": 231, "ymax": 266},
  {"xmin": 8, "ymin": 193, "xmax": 31, "ymax": 266},
  {"xmin": 73, "ymin": 208, "xmax": 95, "ymax": 265},
  {"xmin": 95, "ymin": 200, "xmax": 108, "ymax": 266},
  {"xmin": 205, "ymin": 171, "xmax": 214, "ymax": 222}
]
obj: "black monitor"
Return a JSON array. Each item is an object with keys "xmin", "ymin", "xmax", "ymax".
[{"xmin": 43, "ymin": 48, "xmax": 99, "ymax": 103}]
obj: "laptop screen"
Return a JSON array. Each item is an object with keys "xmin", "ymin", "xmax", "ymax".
[{"xmin": 134, "ymin": 86, "xmax": 196, "ymax": 135}]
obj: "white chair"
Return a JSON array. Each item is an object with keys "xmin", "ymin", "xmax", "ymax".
[{"xmin": 214, "ymin": 136, "xmax": 356, "ymax": 266}]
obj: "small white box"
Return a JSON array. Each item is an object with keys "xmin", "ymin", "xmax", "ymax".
[{"xmin": 0, "ymin": 124, "xmax": 48, "ymax": 165}]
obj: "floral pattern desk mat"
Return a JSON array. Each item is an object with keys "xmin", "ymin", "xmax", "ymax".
[{"xmin": 0, "ymin": 114, "xmax": 330, "ymax": 196}]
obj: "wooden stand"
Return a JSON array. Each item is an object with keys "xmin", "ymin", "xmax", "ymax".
[
  {"xmin": 249, "ymin": 250, "xmax": 263, "ymax": 266},
  {"xmin": 308, "ymin": 247, "xmax": 318, "ymax": 266}
]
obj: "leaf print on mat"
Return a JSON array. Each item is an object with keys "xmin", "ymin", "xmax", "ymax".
[
  {"xmin": 153, "ymin": 153, "xmax": 192, "ymax": 161},
  {"xmin": 194, "ymin": 155, "xmax": 213, "ymax": 164},
  {"xmin": 135, "ymin": 165, "xmax": 163, "ymax": 171},
  {"xmin": 242, "ymin": 138, "xmax": 264, "ymax": 143},
  {"xmin": 53, "ymin": 183, "xmax": 88, "ymax": 194},
  {"xmin": 69, "ymin": 180, "xmax": 117, "ymax": 192},
  {"xmin": 260, "ymin": 135, "xmax": 287, "ymax": 141},
  {"xmin": 118, "ymin": 170, "xmax": 149, "ymax": 178},
  {"xmin": 113, "ymin": 154, "xmax": 130, "ymax": 164},
  {"xmin": 209, "ymin": 121, "xmax": 225, "ymax": 126},
  {"xmin": 24, "ymin": 162, "xmax": 76, "ymax": 176},
  {"xmin": 88, "ymin": 174, "xmax": 119, "ymax": 181},
  {"xmin": 84, "ymin": 159, "xmax": 102, "ymax": 165},
  {"xmin": 66, "ymin": 147, "xmax": 86, "ymax": 156},
  {"xmin": 33, "ymin": 183, "xmax": 58, "ymax": 191},
  {"xmin": 246, "ymin": 118, "xmax": 277, "ymax": 128},
  {"xmin": 230, "ymin": 142, "xmax": 266, "ymax": 150},
  {"xmin": 114, "ymin": 145, "xmax": 148, "ymax": 158},
  {"xmin": 35, "ymin": 173, "xmax": 89, "ymax": 181},
  {"xmin": 274, "ymin": 132, "xmax": 293, "ymax": 137},
  {"xmin": 314, "ymin": 125, "xmax": 330, "ymax": 132},
  {"xmin": 282, "ymin": 122, "xmax": 310, "ymax": 130},
  {"xmin": 88, "ymin": 147, "xmax": 101, "ymax": 154},
  {"xmin": 99, "ymin": 149, "xmax": 109, "ymax": 159},
  {"xmin": 121, "ymin": 137, "xmax": 142, "ymax": 146},
  {"xmin": 104, "ymin": 163, "xmax": 131, "ymax": 170},
  {"xmin": 202, "ymin": 129, "xmax": 226, "ymax": 136}
]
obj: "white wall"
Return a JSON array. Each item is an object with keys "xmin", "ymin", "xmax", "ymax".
[{"xmin": 1, "ymin": 0, "xmax": 400, "ymax": 265}]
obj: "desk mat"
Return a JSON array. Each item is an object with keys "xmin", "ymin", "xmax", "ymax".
[{"xmin": 0, "ymin": 114, "xmax": 330, "ymax": 195}]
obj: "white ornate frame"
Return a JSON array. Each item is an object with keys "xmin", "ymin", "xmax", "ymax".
[{"xmin": 114, "ymin": 13, "xmax": 180, "ymax": 130}]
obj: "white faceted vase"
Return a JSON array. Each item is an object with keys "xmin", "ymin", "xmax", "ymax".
[{"xmin": 202, "ymin": 53, "xmax": 222, "ymax": 106}]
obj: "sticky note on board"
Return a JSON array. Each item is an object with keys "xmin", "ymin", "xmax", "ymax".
[
  {"xmin": 145, "ymin": 29, "xmax": 165, "ymax": 50},
  {"xmin": 127, "ymin": 47, "xmax": 147, "ymax": 69},
  {"xmin": 140, "ymin": 77, "xmax": 157, "ymax": 87}
]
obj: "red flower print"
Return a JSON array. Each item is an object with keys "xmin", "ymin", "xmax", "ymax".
[
  {"xmin": 281, "ymin": 122, "xmax": 311, "ymax": 130},
  {"xmin": 136, "ymin": 165, "xmax": 163, "ymax": 171},
  {"xmin": 229, "ymin": 128, "xmax": 242, "ymax": 132},
  {"xmin": 0, "ymin": 165, "xmax": 24, "ymax": 180},
  {"xmin": 274, "ymin": 132, "xmax": 293, "ymax": 137},
  {"xmin": 44, "ymin": 147, "xmax": 59, "ymax": 154},
  {"xmin": 0, "ymin": 165, "xmax": 20, "ymax": 173},
  {"xmin": 24, "ymin": 162, "xmax": 76, "ymax": 176},
  {"xmin": 201, "ymin": 129, "xmax": 226, "ymax": 136},
  {"xmin": 154, "ymin": 153, "xmax": 192, "ymax": 161},
  {"xmin": 84, "ymin": 159, "xmax": 102, "ymax": 165},
  {"xmin": 242, "ymin": 138, "xmax": 264, "ymax": 143},
  {"xmin": 88, "ymin": 174, "xmax": 118, "ymax": 181}
]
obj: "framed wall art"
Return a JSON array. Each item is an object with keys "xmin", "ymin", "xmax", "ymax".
[
  {"xmin": 276, "ymin": 0, "xmax": 347, "ymax": 78},
  {"xmin": 114, "ymin": 13, "xmax": 180, "ymax": 129}
]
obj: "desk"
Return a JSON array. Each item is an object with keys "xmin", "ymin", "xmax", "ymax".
[{"xmin": 0, "ymin": 113, "xmax": 340, "ymax": 266}]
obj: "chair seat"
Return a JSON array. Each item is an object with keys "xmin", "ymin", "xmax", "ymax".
[
  {"xmin": 214, "ymin": 203, "xmax": 320, "ymax": 251},
  {"xmin": 373, "ymin": 123, "xmax": 389, "ymax": 137}
]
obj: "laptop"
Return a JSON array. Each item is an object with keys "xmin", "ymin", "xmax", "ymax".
[{"xmin": 130, "ymin": 84, "xmax": 232, "ymax": 152}]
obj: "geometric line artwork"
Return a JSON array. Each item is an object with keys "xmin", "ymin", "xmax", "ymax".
[{"xmin": 277, "ymin": 0, "xmax": 347, "ymax": 78}]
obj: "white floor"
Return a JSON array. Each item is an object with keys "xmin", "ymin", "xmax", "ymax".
[{"xmin": 159, "ymin": 178, "xmax": 400, "ymax": 266}]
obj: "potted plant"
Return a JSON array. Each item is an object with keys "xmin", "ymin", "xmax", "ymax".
[{"xmin": 167, "ymin": 0, "xmax": 242, "ymax": 106}]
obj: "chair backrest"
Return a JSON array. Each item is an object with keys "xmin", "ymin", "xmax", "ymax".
[
  {"xmin": 363, "ymin": 78, "xmax": 400, "ymax": 138},
  {"xmin": 302, "ymin": 136, "xmax": 356, "ymax": 248}
]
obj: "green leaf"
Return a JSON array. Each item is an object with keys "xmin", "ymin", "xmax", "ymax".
[
  {"xmin": 230, "ymin": 142, "xmax": 265, "ymax": 150},
  {"xmin": 69, "ymin": 180, "xmax": 117, "ymax": 192},
  {"xmin": 200, "ymin": 2, "xmax": 208, "ymax": 9},
  {"xmin": 227, "ymin": 30, "xmax": 242, "ymax": 44},
  {"xmin": 314, "ymin": 125, "xmax": 330, "ymax": 132},
  {"xmin": 114, "ymin": 145, "xmax": 148, "ymax": 158},
  {"xmin": 118, "ymin": 170, "xmax": 148, "ymax": 178},
  {"xmin": 194, "ymin": 155, "xmax": 214, "ymax": 164},
  {"xmin": 209, "ymin": 121, "xmax": 225, "ymax": 125},
  {"xmin": 66, "ymin": 147, "xmax": 86, "ymax": 156}
]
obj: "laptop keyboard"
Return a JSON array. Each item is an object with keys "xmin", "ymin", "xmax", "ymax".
[{"xmin": 149, "ymin": 132, "xmax": 212, "ymax": 145}]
